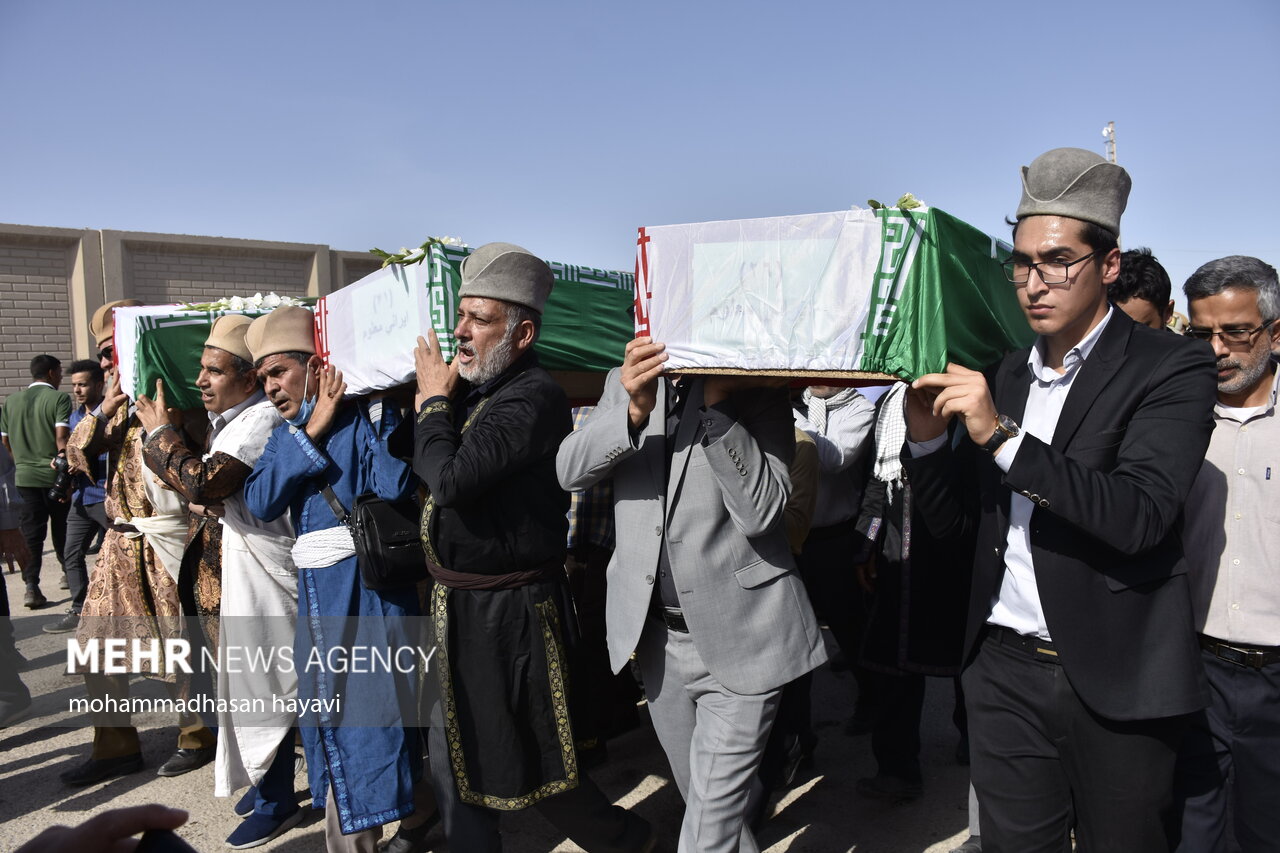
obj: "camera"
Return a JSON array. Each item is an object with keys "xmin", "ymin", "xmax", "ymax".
[{"xmin": 47, "ymin": 453, "xmax": 74, "ymax": 503}]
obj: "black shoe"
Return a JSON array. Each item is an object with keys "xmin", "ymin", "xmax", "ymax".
[
  {"xmin": 61, "ymin": 753, "xmax": 144, "ymax": 786},
  {"xmin": 855, "ymin": 774, "xmax": 922, "ymax": 802},
  {"xmin": 59, "ymin": 574, "xmax": 70, "ymax": 590},
  {"xmin": 157, "ymin": 746, "xmax": 215, "ymax": 777},
  {"xmin": 949, "ymin": 835, "xmax": 982, "ymax": 853},
  {"xmin": 24, "ymin": 586, "xmax": 47, "ymax": 609},
  {"xmin": 380, "ymin": 811, "xmax": 441, "ymax": 853},
  {"xmin": 43, "ymin": 611, "xmax": 81, "ymax": 634}
]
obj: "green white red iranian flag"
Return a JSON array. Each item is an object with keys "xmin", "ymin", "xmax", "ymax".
[{"xmin": 635, "ymin": 206, "xmax": 1033, "ymax": 380}]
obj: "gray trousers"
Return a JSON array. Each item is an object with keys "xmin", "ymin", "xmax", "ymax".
[{"xmin": 636, "ymin": 614, "xmax": 779, "ymax": 853}]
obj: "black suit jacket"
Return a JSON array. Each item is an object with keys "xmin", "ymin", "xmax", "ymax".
[{"xmin": 905, "ymin": 312, "xmax": 1217, "ymax": 721}]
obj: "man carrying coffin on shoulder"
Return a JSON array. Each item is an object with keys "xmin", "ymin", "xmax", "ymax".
[
  {"xmin": 136, "ymin": 314, "xmax": 303, "ymax": 848},
  {"xmin": 61, "ymin": 299, "xmax": 216, "ymax": 786},
  {"xmin": 413, "ymin": 242, "xmax": 653, "ymax": 852},
  {"xmin": 557, "ymin": 331, "xmax": 827, "ymax": 850},
  {"xmin": 243, "ymin": 306, "xmax": 432, "ymax": 853},
  {"xmin": 902, "ymin": 148, "xmax": 1216, "ymax": 852}
]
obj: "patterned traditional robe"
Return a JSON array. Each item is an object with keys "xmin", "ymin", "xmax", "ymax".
[{"xmin": 68, "ymin": 407, "xmax": 188, "ymax": 679}]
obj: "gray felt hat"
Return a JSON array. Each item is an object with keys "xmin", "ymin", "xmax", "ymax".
[
  {"xmin": 1016, "ymin": 147, "xmax": 1131, "ymax": 236},
  {"xmin": 458, "ymin": 242, "xmax": 554, "ymax": 314}
]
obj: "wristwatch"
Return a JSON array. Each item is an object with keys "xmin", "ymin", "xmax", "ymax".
[{"xmin": 981, "ymin": 414, "xmax": 1020, "ymax": 454}]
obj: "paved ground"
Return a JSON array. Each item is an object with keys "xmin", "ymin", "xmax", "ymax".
[{"xmin": 1, "ymin": 548, "xmax": 976, "ymax": 852}]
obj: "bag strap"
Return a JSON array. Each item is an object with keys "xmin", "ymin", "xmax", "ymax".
[{"xmin": 319, "ymin": 482, "xmax": 350, "ymax": 526}]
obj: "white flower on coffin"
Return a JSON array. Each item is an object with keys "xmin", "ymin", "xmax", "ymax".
[
  {"xmin": 263, "ymin": 292, "xmax": 282, "ymax": 309},
  {"xmin": 227, "ymin": 296, "xmax": 246, "ymax": 311}
]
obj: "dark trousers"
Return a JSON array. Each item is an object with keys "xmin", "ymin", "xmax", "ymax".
[
  {"xmin": 426, "ymin": 724, "xmax": 650, "ymax": 853},
  {"xmin": 252, "ymin": 729, "xmax": 300, "ymax": 818},
  {"xmin": 759, "ymin": 671, "xmax": 813, "ymax": 790},
  {"xmin": 63, "ymin": 500, "xmax": 107, "ymax": 613},
  {"xmin": 795, "ymin": 525, "xmax": 866, "ymax": 663},
  {"xmin": 0, "ymin": 571, "xmax": 31, "ymax": 715},
  {"xmin": 565, "ymin": 543, "xmax": 615, "ymax": 747},
  {"xmin": 964, "ymin": 631, "xmax": 1188, "ymax": 853},
  {"xmin": 17, "ymin": 485, "xmax": 69, "ymax": 588},
  {"xmin": 868, "ymin": 671, "xmax": 926, "ymax": 784},
  {"xmin": 796, "ymin": 524, "xmax": 876, "ymax": 728},
  {"xmin": 1174, "ymin": 649, "xmax": 1280, "ymax": 853}
]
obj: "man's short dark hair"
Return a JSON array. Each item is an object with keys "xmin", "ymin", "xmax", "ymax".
[
  {"xmin": 1109, "ymin": 247, "xmax": 1171, "ymax": 308},
  {"xmin": 68, "ymin": 360, "xmax": 104, "ymax": 384},
  {"xmin": 29, "ymin": 354, "xmax": 61, "ymax": 379},
  {"xmin": 253, "ymin": 350, "xmax": 312, "ymax": 370},
  {"xmin": 1008, "ymin": 217, "xmax": 1120, "ymax": 258},
  {"xmin": 1184, "ymin": 255, "xmax": 1280, "ymax": 320}
]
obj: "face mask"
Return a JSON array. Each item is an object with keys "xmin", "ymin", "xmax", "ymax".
[{"xmin": 285, "ymin": 368, "xmax": 316, "ymax": 427}]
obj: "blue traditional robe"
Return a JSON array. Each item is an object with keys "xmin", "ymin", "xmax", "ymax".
[{"xmin": 244, "ymin": 400, "xmax": 421, "ymax": 834}]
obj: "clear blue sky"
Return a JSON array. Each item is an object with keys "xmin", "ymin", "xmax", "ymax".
[{"xmin": 3, "ymin": 0, "xmax": 1277, "ymax": 313}]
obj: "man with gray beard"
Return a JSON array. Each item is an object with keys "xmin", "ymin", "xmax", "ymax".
[
  {"xmin": 1175, "ymin": 256, "xmax": 1280, "ymax": 851},
  {"xmin": 413, "ymin": 242, "xmax": 652, "ymax": 852}
]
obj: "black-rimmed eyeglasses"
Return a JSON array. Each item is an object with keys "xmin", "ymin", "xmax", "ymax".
[
  {"xmin": 1002, "ymin": 250, "xmax": 1103, "ymax": 286},
  {"xmin": 1185, "ymin": 318, "xmax": 1277, "ymax": 345}
]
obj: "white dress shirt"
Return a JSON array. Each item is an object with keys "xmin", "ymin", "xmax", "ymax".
[
  {"xmin": 908, "ymin": 308, "xmax": 1115, "ymax": 641},
  {"xmin": 987, "ymin": 308, "xmax": 1115, "ymax": 639}
]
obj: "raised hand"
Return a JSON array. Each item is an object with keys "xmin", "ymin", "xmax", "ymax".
[
  {"xmin": 909, "ymin": 363, "xmax": 998, "ymax": 446},
  {"xmin": 621, "ymin": 337, "xmax": 668, "ymax": 429},
  {"xmin": 100, "ymin": 370, "xmax": 130, "ymax": 419},
  {"xmin": 305, "ymin": 364, "xmax": 347, "ymax": 441},
  {"xmin": 414, "ymin": 330, "xmax": 459, "ymax": 409},
  {"xmin": 135, "ymin": 380, "xmax": 178, "ymax": 434}
]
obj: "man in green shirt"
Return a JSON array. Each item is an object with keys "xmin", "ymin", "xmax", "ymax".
[{"xmin": 0, "ymin": 354, "xmax": 72, "ymax": 609}]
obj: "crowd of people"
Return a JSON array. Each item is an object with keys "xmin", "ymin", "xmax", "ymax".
[{"xmin": 1, "ymin": 145, "xmax": 1277, "ymax": 853}]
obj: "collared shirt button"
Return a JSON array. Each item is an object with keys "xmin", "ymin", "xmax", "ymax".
[
  {"xmin": 644, "ymin": 574, "xmax": 654, "ymax": 585},
  {"xmin": 654, "ymin": 526, "xmax": 662, "ymax": 536},
  {"xmin": 1232, "ymin": 558, "xmax": 1241, "ymax": 565},
  {"xmin": 1231, "ymin": 602, "xmax": 1240, "ymax": 610},
  {"xmin": 1237, "ymin": 468, "xmax": 1246, "ymax": 475},
  {"xmin": 1235, "ymin": 512, "xmax": 1243, "ymax": 520}
]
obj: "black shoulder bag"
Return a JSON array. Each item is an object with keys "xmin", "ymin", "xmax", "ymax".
[{"xmin": 320, "ymin": 484, "xmax": 426, "ymax": 591}]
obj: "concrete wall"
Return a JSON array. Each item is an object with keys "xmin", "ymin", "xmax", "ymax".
[{"xmin": 0, "ymin": 224, "xmax": 365, "ymax": 405}]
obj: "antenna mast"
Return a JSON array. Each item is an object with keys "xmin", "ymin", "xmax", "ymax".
[{"xmin": 1102, "ymin": 121, "xmax": 1117, "ymax": 163}]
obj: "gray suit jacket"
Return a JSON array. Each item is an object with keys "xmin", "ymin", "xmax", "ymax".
[{"xmin": 557, "ymin": 369, "xmax": 827, "ymax": 695}]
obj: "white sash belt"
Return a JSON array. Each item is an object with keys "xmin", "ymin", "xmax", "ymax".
[{"xmin": 291, "ymin": 526, "xmax": 356, "ymax": 569}]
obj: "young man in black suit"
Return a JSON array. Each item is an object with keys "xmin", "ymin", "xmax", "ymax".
[{"xmin": 902, "ymin": 147, "xmax": 1217, "ymax": 852}]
